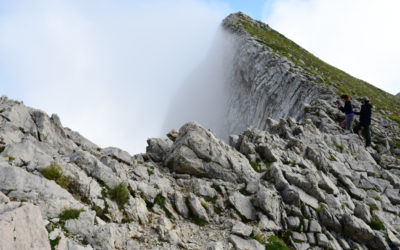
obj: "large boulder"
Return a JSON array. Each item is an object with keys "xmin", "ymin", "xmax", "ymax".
[
  {"xmin": 0, "ymin": 202, "xmax": 51, "ymax": 250},
  {"xmin": 166, "ymin": 122, "xmax": 259, "ymax": 183}
]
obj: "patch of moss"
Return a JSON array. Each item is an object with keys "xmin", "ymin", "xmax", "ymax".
[
  {"xmin": 18, "ymin": 127, "xmax": 26, "ymax": 134},
  {"xmin": 109, "ymin": 183, "xmax": 130, "ymax": 209},
  {"xmin": 0, "ymin": 146, "xmax": 4, "ymax": 153},
  {"xmin": 147, "ymin": 168, "xmax": 154, "ymax": 176}
]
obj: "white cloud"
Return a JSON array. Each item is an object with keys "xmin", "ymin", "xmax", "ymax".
[
  {"xmin": 262, "ymin": 0, "xmax": 400, "ymax": 95},
  {"xmin": 0, "ymin": 0, "xmax": 230, "ymax": 154}
]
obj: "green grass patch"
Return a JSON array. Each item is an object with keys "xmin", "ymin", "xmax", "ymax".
[
  {"xmin": 0, "ymin": 146, "xmax": 4, "ymax": 153},
  {"xmin": 233, "ymin": 12, "xmax": 400, "ymax": 118},
  {"xmin": 386, "ymin": 115, "xmax": 400, "ymax": 126},
  {"xmin": 109, "ymin": 183, "xmax": 129, "ymax": 209},
  {"xmin": 265, "ymin": 235, "xmax": 289, "ymax": 250},
  {"xmin": 59, "ymin": 208, "xmax": 84, "ymax": 221},
  {"xmin": 369, "ymin": 215, "xmax": 385, "ymax": 231}
]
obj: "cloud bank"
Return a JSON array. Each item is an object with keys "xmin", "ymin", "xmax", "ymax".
[
  {"xmin": 0, "ymin": 0, "xmax": 229, "ymax": 154},
  {"xmin": 262, "ymin": 0, "xmax": 400, "ymax": 95}
]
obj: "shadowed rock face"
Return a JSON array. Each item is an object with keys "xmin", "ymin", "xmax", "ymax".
[{"xmin": 1, "ymin": 13, "xmax": 400, "ymax": 250}]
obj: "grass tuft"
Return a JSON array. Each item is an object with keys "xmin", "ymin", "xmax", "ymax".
[
  {"xmin": 59, "ymin": 208, "xmax": 84, "ymax": 221},
  {"xmin": 40, "ymin": 163, "xmax": 71, "ymax": 189},
  {"xmin": 109, "ymin": 183, "xmax": 130, "ymax": 209}
]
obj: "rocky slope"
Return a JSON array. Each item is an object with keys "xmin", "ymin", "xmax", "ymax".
[
  {"xmin": 1, "ymin": 93, "xmax": 400, "ymax": 250},
  {"xmin": 1, "ymin": 12, "xmax": 400, "ymax": 250}
]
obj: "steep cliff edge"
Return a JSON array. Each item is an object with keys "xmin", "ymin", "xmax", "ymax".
[{"xmin": 221, "ymin": 12, "xmax": 400, "ymax": 137}]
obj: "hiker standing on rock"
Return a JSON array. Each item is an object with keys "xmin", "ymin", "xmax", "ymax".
[
  {"xmin": 353, "ymin": 96, "xmax": 372, "ymax": 147},
  {"xmin": 337, "ymin": 94, "xmax": 354, "ymax": 132}
]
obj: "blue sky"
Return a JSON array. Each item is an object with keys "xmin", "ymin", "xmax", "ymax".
[{"xmin": 222, "ymin": 0, "xmax": 267, "ymax": 19}]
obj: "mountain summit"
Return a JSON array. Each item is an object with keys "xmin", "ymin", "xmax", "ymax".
[{"xmin": 1, "ymin": 13, "xmax": 400, "ymax": 250}]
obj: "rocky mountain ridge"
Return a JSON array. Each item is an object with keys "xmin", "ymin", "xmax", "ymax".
[{"xmin": 1, "ymin": 12, "xmax": 400, "ymax": 250}]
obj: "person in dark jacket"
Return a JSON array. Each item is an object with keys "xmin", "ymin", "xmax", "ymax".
[
  {"xmin": 353, "ymin": 96, "xmax": 372, "ymax": 147},
  {"xmin": 337, "ymin": 94, "xmax": 354, "ymax": 132}
]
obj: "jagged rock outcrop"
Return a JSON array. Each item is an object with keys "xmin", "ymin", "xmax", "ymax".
[{"xmin": 1, "ymin": 12, "xmax": 400, "ymax": 250}]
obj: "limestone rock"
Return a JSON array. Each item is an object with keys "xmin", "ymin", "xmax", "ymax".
[
  {"xmin": 229, "ymin": 191, "xmax": 257, "ymax": 221},
  {"xmin": 231, "ymin": 221, "xmax": 253, "ymax": 237},
  {"xmin": 166, "ymin": 122, "xmax": 259, "ymax": 183},
  {"xmin": 255, "ymin": 187, "xmax": 281, "ymax": 224},
  {"xmin": 0, "ymin": 202, "xmax": 50, "ymax": 250},
  {"xmin": 187, "ymin": 193, "xmax": 209, "ymax": 222},
  {"xmin": 229, "ymin": 235, "xmax": 264, "ymax": 250}
]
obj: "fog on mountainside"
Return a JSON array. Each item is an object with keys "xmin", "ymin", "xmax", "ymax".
[{"xmin": 161, "ymin": 28, "xmax": 237, "ymax": 139}]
